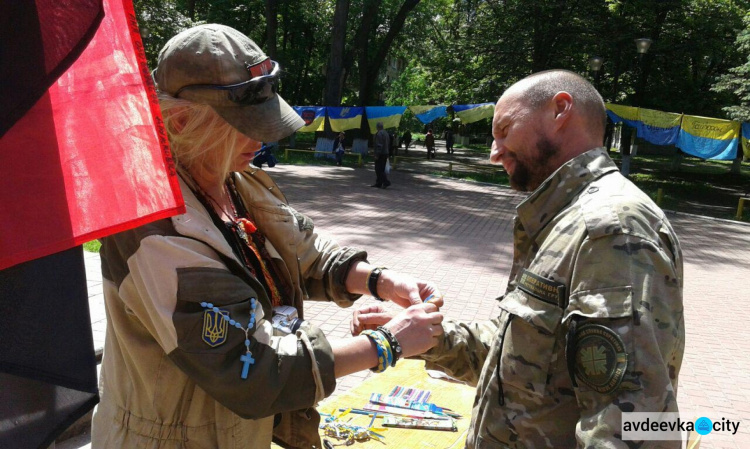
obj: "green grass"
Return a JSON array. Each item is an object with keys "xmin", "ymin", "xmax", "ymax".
[
  {"xmin": 454, "ymin": 143, "xmax": 491, "ymax": 154},
  {"xmin": 442, "ymin": 170, "xmax": 509, "ymax": 185},
  {"xmin": 83, "ymin": 240, "xmax": 101, "ymax": 253},
  {"xmin": 282, "ymin": 149, "xmax": 370, "ymax": 167}
]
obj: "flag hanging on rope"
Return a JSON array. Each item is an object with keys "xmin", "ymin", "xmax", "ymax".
[
  {"xmin": 606, "ymin": 104, "xmax": 640, "ymax": 129},
  {"xmin": 453, "ymin": 103, "xmax": 494, "ymax": 124},
  {"xmin": 293, "ymin": 106, "xmax": 326, "ymax": 133},
  {"xmin": 0, "ymin": 0, "xmax": 184, "ymax": 272},
  {"xmin": 327, "ymin": 106, "xmax": 364, "ymax": 132},
  {"xmin": 741, "ymin": 123, "xmax": 750, "ymax": 160},
  {"xmin": 637, "ymin": 108, "xmax": 682, "ymax": 146},
  {"xmin": 676, "ymin": 115, "xmax": 740, "ymax": 161},
  {"xmin": 365, "ymin": 106, "xmax": 407, "ymax": 133},
  {"xmin": 408, "ymin": 105, "xmax": 447, "ymax": 124}
]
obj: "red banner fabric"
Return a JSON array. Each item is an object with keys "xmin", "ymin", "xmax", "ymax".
[{"xmin": 0, "ymin": 0, "xmax": 185, "ymax": 271}]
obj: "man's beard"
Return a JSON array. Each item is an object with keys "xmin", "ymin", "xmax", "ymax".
[{"xmin": 508, "ymin": 136, "xmax": 559, "ymax": 192}]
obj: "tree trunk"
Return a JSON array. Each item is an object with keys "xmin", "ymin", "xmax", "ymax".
[
  {"xmin": 264, "ymin": 0, "xmax": 278, "ymax": 60},
  {"xmin": 356, "ymin": 0, "xmax": 382, "ymax": 105},
  {"xmin": 359, "ymin": 0, "xmax": 420, "ymax": 106},
  {"xmin": 186, "ymin": 0, "xmax": 196, "ymax": 21},
  {"xmin": 323, "ymin": 0, "xmax": 350, "ymax": 107}
]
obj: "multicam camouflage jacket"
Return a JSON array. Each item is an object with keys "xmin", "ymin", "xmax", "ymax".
[{"xmin": 421, "ymin": 147, "xmax": 684, "ymax": 448}]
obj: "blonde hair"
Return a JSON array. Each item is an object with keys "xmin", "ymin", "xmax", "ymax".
[{"xmin": 159, "ymin": 93, "xmax": 244, "ymax": 183}]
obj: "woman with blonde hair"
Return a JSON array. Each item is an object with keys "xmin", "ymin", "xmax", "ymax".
[{"xmin": 92, "ymin": 24, "xmax": 443, "ymax": 449}]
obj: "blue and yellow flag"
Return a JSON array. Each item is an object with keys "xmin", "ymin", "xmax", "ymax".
[
  {"xmin": 453, "ymin": 103, "xmax": 494, "ymax": 124},
  {"xmin": 676, "ymin": 115, "xmax": 740, "ymax": 160},
  {"xmin": 327, "ymin": 106, "xmax": 364, "ymax": 132},
  {"xmin": 606, "ymin": 104, "xmax": 640, "ymax": 128},
  {"xmin": 637, "ymin": 108, "xmax": 682, "ymax": 146},
  {"xmin": 742, "ymin": 123, "xmax": 750, "ymax": 160},
  {"xmin": 293, "ymin": 106, "xmax": 326, "ymax": 133},
  {"xmin": 365, "ymin": 106, "xmax": 407, "ymax": 133},
  {"xmin": 408, "ymin": 105, "xmax": 447, "ymax": 124}
]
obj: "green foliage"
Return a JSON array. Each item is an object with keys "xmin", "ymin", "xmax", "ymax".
[
  {"xmin": 134, "ymin": 0, "xmax": 198, "ymax": 69},
  {"xmin": 83, "ymin": 240, "xmax": 102, "ymax": 253},
  {"xmin": 712, "ymin": 13, "xmax": 750, "ymax": 121},
  {"xmin": 132, "ymin": 0, "xmax": 750, "ymax": 120}
]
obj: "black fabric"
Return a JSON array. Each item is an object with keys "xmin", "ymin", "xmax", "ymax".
[
  {"xmin": 374, "ymin": 155, "xmax": 389, "ymax": 187},
  {"xmin": 0, "ymin": 0, "xmax": 104, "ymax": 137},
  {"xmin": 0, "ymin": 246, "xmax": 99, "ymax": 448}
]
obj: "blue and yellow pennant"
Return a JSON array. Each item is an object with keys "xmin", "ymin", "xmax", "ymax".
[
  {"xmin": 606, "ymin": 104, "xmax": 640, "ymax": 129},
  {"xmin": 408, "ymin": 105, "xmax": 447, "ymax": 125},
  {"xmin": 453, "ymin": 103, "xmax": 494, "ymax": 124},
  {"xmin": 637, "ymin": 108, "xmax": 682, "ymax": 146},
  {"xmin": 677, "ymin": 115, "xmax": 740, "ymax": 161},
  {"xmin": 365, "ymin": 106, "xmax": 407, "ymax": 133},
  {"xmin": 328, "ymin": 107, "xmax": 364, "ymax": 132},
  {"xmin": 293, "ymin": 106, "xmax": 326, "ymax": 133}
]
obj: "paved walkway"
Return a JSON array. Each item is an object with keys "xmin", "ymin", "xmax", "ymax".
[{"xmin": 80, "ymin": 162, "xmax": 750, "ymax": 448}]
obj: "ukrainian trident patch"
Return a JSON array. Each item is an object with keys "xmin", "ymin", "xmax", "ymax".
[
  {"xmin": 573, "ymin": 324, "xmax": 628, "ymax": 394},
  {"xmin": 202, "ymin": 309, "xmax": 229, "ymax": 347}
]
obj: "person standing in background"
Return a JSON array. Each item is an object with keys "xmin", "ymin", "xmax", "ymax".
[
  {"xmin": 372, "ymin": 122, "xmax": 391, "ymax": 188},
  {"xmin": 332, "ymin": 131, "xmax": 346, "ymax": 166},
  {"xmin": 425, "ymin": 128, "xmax": 435, "ymax": 159}
]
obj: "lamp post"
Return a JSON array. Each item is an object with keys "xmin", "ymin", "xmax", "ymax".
[
  {"xmin": 588, "ymin": 56, "xmax": 604, "ymax": 90},
  {"xmin": 621, "ymin": 37, "xmax": 652, "ymax": 176}
]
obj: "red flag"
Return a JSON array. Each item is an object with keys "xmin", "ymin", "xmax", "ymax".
[{"xmin": 0, "ymin": 0, "xmax": 185, "ymax": 271}]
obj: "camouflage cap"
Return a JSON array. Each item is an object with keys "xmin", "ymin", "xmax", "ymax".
[{"xmin": 155, "ymin": 24, "xmax": 304, "ymax": 142}]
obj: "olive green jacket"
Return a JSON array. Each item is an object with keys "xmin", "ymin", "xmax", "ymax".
[
  {"xmin": 92, "ymin": 167, "xmax": 366, "ymax": 449},
  {"xmin": 421, "ymin": 148, "xmax": 684, "ymax": 448}
]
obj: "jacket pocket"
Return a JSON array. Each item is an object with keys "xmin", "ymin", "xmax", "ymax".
[
  {"xmin": 563, "ymin": 286, "xmax": 641, "ymax": 394},
  {"xmin": 497, "ymin": 289, "xmax": 563, "ymax": 397}
]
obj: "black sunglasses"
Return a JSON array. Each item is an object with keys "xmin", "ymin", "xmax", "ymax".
[{"xmin": 172, "ymin": 60, "xmax": 280, "ymax": 105}]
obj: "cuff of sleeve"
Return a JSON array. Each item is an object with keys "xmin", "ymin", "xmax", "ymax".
[
  {"xmin": 298, "ymin": 322, "xmax": 336, "ymax": 402},
  {"xmin": 328, "ymin": 247, "xmax": 368, "ymax": 306}
]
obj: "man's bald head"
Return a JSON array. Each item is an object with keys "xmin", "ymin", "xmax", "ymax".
[{"xmin": 504, "ymin": 70, "xmax": 606, "ymax": 141}]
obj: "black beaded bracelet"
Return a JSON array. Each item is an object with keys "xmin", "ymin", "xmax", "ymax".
[
  {"xmin": 367, "ymin": 267, "xmax": 387, "ymax": 302},
  {"xmin": 376, "ymin": 326, "xmax": 402, "ymax": 367}
]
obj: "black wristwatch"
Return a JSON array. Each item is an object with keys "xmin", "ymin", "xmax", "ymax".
[{"xmin": 367, "ymin": 267, "xmax": 387, "ymax": 302}]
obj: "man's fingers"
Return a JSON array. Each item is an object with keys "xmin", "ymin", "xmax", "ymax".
[
  {"xmin": 355, "ymin": 312, "xmax": 393, "ymax": 325},
  {"xmin": 425, "ymin": 295, "xmax": 444, "ymax": 308}
]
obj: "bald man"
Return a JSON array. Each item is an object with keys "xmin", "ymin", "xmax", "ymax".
[{"xmin": 355, "ymin": 70, "xmax": 684, "ymax": 447}]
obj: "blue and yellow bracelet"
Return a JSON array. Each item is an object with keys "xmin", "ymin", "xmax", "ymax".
[{"xmin": 362, "ymin": 329, "xmax": 393, "ymax": 373}]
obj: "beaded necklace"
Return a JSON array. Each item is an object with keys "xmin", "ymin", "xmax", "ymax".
[{"xmin": 200, "ymin": 298, "xmax": 258, "ymax": 379}]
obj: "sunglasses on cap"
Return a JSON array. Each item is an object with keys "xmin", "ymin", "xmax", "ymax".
[{"xmin": 171, "ymin": 59, "xmax": 280, "ymax": 105}]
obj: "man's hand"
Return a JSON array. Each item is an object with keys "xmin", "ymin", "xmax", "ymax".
[
  {"xmin": 383, "ymin": 302, "xmax": 444, "ymax": 358},
  {"xmin": 351, "ymin": 295, "xmax": 444, "ymax": 336}
]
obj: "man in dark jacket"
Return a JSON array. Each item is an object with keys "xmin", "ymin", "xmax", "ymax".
[{"xmin": 373, "ymin": 122, "xmax": 391, "ymax": 188}]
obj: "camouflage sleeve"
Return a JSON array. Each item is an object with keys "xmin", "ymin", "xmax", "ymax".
[
  {"xmin": 288, "ymin": 205, "xmax": 368, "ymax": 308},
  {"xmin": 566, "ymin": 231, "xmax": 684, "ymax": 447},
  {"xmin": 419, "ymin": 317, "xmax": 502, "ymax": 386}
]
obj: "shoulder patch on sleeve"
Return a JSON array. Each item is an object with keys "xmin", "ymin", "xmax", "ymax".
[
  {"xmin": 572, "ymin": 324, "xmax": 628, "ymax": 394},
  {"xmin": 518, "ymin": 269, "xmax": 566, "ymax": 307}
]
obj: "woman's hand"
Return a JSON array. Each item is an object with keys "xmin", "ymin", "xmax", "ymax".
[{"xmin": 377, "ymin": 270, "xmax": 442, "ymax": 308}]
